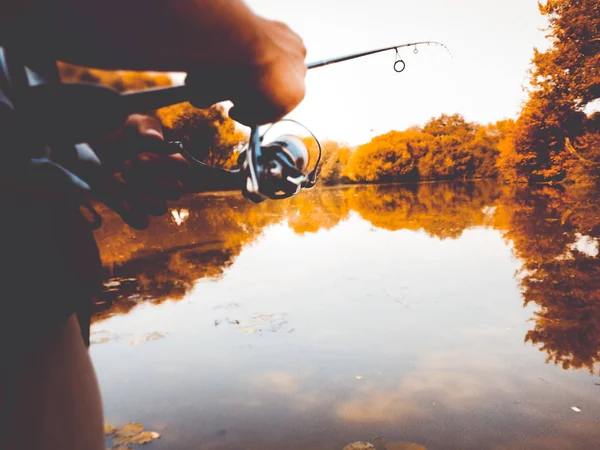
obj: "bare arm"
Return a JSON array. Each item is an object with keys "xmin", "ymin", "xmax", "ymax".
[
  {"xmin": 43, "ymin": 0, "xmax": 272, "ymax": 71},
  {"xmin": 3, "ymin": 0, "xmax": 307, "ymax": 124}
]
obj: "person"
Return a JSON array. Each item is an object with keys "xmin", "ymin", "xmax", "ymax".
[{"xmin": 0, "ymin": 1, "xmax": 307, "ymax": 449}]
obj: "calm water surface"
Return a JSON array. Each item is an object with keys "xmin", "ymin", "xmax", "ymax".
[{"xmin": 91, "ymin": 182, "xmax": 600, "ymax": 450}]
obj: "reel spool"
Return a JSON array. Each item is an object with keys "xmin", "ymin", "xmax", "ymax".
[
  {"xmin": 238, "ymin": 121, "xmax": 321, "ymax": 203},
  {"xmin": 175, "ymin": 120, "xmax": 321, "ymax": 204}
]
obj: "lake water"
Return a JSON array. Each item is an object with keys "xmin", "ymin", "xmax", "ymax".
[{"xmin": 91, "ymin": 182, "xmax": 600, "ymax": 450}]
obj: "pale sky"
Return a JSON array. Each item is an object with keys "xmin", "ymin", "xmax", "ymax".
[{"xmin": 244, "ymin": 0, "xmax": 550, "ymax": 145}]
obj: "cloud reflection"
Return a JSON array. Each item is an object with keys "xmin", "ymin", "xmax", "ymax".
[{"xmin": 336, "ymin": 350, "xmax": 511, "ymax": 424}]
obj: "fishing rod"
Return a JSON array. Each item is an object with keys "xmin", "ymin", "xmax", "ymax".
[
  {"xmin": 6, "ymin": 40, "xmax": 451, "ymax": 216},
  {"xmin": 117, "ymin": 41, "xmax": 452, "ymax": 115},
  {"xmin": 307, "ymin": 41, "xmax": 451, "ymax": 70}
]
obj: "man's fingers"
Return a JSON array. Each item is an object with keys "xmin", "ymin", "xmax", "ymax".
[
  {"xmin": 110, "ymin": 172, "xmax": 170, "ymax": 219},
  {"xmin": 130, "ymin": 192, "xmax": 169, "ymax": 217},
  {"xmin": 96, "ymin": 173, "xmax": 150, "ymax": 230},
  {"xmin": 92, "ymin": 113, "xmax": 192, "ymax": 227},
  {"xmin": 91, "ymin": 114, "xmax": 167, "ymax": 166},
  {"xmin": 155, "ymin": 178, "xmax": 185, "ymax": 201},
  {"xmin": 117, "ymin": 200, "xmax": 151, "ymax": 230},
  {"xmin": 123, "ymin": 152, "xmax": 190, "ymax": 181},
  {"xmin": 122, "ymin": 173, "xmax": 184, "ymax": 202},
  {"xmin": 126, "ymin": 114, "xmax": 164, "ymax": 142}
]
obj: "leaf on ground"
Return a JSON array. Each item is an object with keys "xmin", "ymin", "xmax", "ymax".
[
  {"xmin": 343, "ymin": 442, "xmax": 376, "ymax": 450},
  {"xmin": 104, "ymin": 424, "xmax": 116, "ymax": 435},
  {"xmin": 114, "ymin": 431, "xmax": 158, "ymax": 445},
  {"xmin": 111, "ymin": 422, "xmax": 160, "ymax": 447},
  {"xmin": 129, "ymin": 332, "xmax": 168, "ymax": 346},
  {"xmin": 116, "ymin": 422, "xmax": 144, "ymax": 437}
]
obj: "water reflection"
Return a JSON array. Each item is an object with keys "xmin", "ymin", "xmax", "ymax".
[
  {"xmin": 348, "ymin": 182, "xmax": 500, "ymax": 238},
  {"xmin": 93, "ymin": 182, "xmax": 500, "ymax": 323},
  {"xmin": 503, "ymin": 186, "xmax": 600, "ymax": 373},
  {"xmin": 92, "ymin": 181, "xmax": 600, "ymax": 373},
  {"xmin": 90, "ymin": 181, "xmax": 600, "ymax": 450}
]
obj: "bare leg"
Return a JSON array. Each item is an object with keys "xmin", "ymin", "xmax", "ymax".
[{"xmin": 4, "ymin": 314, "xmax": 104, "ymax": 450}]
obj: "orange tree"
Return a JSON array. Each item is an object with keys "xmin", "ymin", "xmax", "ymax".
[{"xmin": 513, "ymin": 0, "xmax": 600, "ymax": 182}]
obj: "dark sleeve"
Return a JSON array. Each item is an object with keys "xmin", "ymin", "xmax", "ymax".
[{"xmin": 0, "ymin": 190, "xmax": 103, "ymax": 349}]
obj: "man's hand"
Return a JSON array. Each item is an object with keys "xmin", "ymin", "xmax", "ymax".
[
  {"xmin": 185, "ymin": 18, "xmax": 307, "ymax": 126},
  {"xmin": 92, "ymin": 114, "xmax": 190, "ymax": 230}
]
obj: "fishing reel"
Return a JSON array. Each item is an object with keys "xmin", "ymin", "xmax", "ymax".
[
  {"xmin": 239, "ymin": 126, "xmax": 319, "ymax": 203},
  {"xmin": 175, "ymin": 120, "xmax": 321, "ymax": 204}
]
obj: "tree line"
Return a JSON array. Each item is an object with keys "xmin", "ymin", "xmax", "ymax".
[
  {"xmin": 313, "ymin": 0, "xmax": 598, "ymax": 186},
  {"xmin": 312, "ymin": 115, "xmax": 513, "ymax": 185}
]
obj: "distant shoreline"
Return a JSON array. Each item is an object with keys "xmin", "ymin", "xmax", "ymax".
[{"xmin": 192, "ymin": 177, "xmax": 501, "ymax": 198}]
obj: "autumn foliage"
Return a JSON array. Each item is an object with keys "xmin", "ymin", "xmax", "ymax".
[
  {"xmin": 344, "ymin": 115, "xmax": 506, "ymax": 183},
  {"xmin": 507, "ymin": 0, "xmax": 600, "ymax": 184},
  {"xmin": 157, "ymin": 103, "xmax": 245, "ymax": 170},
  {"xmin": 58, "ymin": 62, "xmax": 173, "ymax": 93}
]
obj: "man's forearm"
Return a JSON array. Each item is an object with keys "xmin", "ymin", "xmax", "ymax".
[
  {"xmin": 2, "ymin": 0, "xmax": 307, "ymax": 125},
  {"xmin": 39, "ymin": 0, "xmax": 269, "ymax": 71}
]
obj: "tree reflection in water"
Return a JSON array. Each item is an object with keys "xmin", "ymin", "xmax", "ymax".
[
  {"xmin": 502, "ymin": 185, "xmax": 600, "ymax": 373},
  {"xmin": 92, "ymin": 181, "xmax": 600, "ymax": 374}
]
